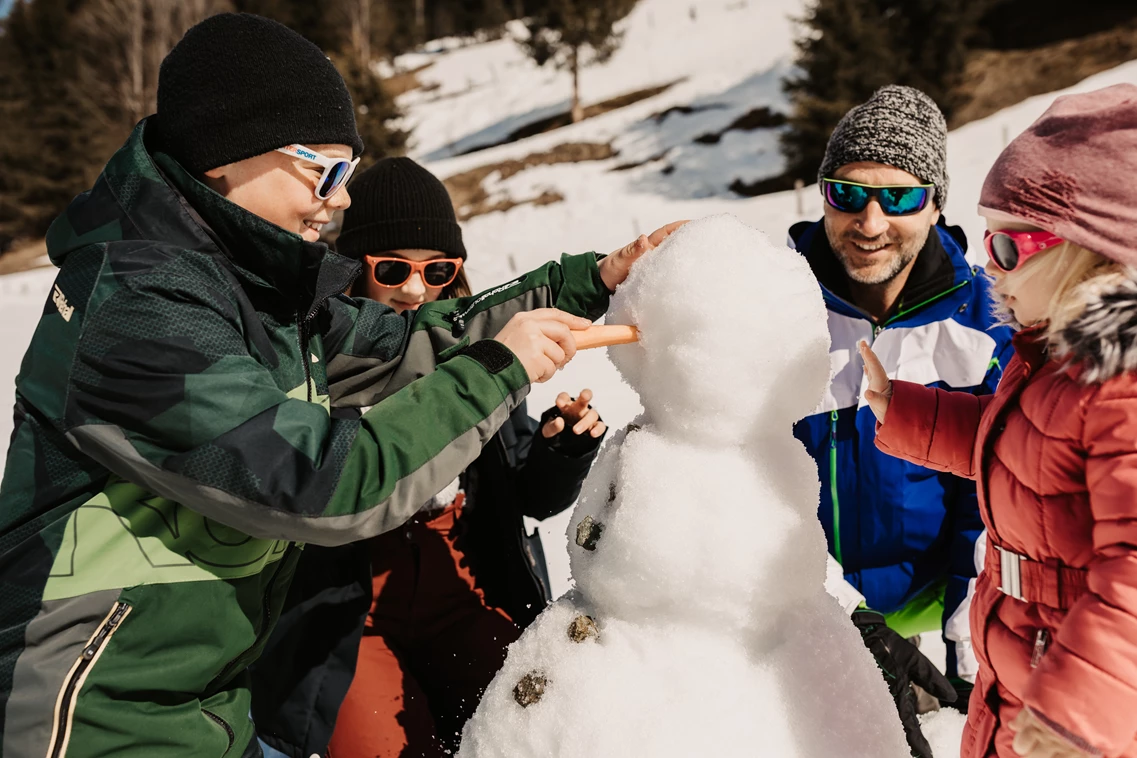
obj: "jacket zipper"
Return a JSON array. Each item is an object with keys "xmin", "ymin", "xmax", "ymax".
[
  {"xmin": 820, "ymin": 280, "xmax": 968, "ymax": 568},
  {"xmin": 48, "ymin": 601, "xmax": 132, "ymax": 758},
  {"xmin": 296, "ymin": 310, "xmax": 313, "ymax": 403},
  {"xmin": 206, "ymin": 543, "xmax": 297, "ymax": 694},
  {"xmin": 202, "ymin": 708, "xmax": 236, "ymax": 753},
  {"xmin": 829, "ymin": 409, "xmax": 843, "ymax": 565},
  {"xmin": 819, "ymin": 279, "xmax": 970, "ymax": 329},
  {"xmin": 1030, "ymin": 629, "xmax": 1050, "ymax": 668}
]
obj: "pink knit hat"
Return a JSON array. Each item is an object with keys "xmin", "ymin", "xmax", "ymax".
[{"xmin": 979, "ymin": 83, "xmax": 1137, "ymax": 267}]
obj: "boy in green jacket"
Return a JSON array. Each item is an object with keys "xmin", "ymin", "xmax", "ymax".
[{"xmin": 0, "ymin": 14, "xmax": 679, "ymax": 757}]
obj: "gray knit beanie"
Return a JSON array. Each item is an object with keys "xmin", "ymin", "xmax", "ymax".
[{"xmin": 818, "ymin": 85, "xmax": 949, "ymax": 209}]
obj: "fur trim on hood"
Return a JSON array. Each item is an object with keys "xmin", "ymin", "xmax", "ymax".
[{"xmin": 1054, "ymin": 268, "xmax": 1137, "ymax": 383}]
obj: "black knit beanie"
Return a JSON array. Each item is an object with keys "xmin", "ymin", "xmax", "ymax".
[
  {"xmin": 155, "ymin": 13, "xmax": 363, "ymax": 175},
  {"xmin": 336, "ymin": 157, "xmax": 466, "ymax": 260}
]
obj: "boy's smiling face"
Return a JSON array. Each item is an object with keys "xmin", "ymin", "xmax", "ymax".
[{"xmin": 202, "ymin": 144, "xmax": 354, "ymax": 242}]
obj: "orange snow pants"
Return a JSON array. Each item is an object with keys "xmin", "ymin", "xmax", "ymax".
[{"xmin": 327, "ymin": 496, "xmax": 521, "ymax": 758}]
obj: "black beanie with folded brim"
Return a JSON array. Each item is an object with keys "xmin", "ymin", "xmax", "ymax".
[
  {"xmin": 155, "ymin": 13, "xmax": 363, "ymax": 175},
  {"xmin": 336, "ymin": 157, "xmax": 466, "ymax": 260}
]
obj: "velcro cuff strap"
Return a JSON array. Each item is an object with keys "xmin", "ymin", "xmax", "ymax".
[{"xmin": 455, "ymin": 340, "xmax": 516, "ymax": 374}]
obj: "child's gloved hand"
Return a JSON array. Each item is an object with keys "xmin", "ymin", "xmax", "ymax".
[
  {"xmin": 858, "ymin": 340, "xmax": 894, "ymax": 424},
  {"xmin": 852, "ymin": 609, "xmax": 955, "ymax": 758},
  {"xmin": 541, "ymin": 389, "xmax": 605, "ymax": 439},
  {"xmin": 1010, "ymin": 708, "xmax": 1096, "ymax": 758}
]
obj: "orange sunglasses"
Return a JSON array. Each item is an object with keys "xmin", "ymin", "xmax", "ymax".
[{"xmin": 363, "ymin": 255, "xmax": 464, "ymax": 289}]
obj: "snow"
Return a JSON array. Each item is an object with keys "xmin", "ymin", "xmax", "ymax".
[
  {"xmin": 0, "ymin": 269, "xmax": 55, "ymax": 472},
  {"xmin": 922, "ymin": 708, "xmax": 968, "ymax": 757},
  {"xmin": 459, "ymin": 216, "xmax": 908, "ymax": 757}
]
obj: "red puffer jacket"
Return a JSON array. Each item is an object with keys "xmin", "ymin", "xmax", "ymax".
[{"xmin": 876, "ymin": 284, "xmax": 1137, "ymax": 758}]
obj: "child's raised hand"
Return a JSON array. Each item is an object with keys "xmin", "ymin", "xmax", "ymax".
[
  {"xmin": 541, "ymin": 389, "xmax": 606, "ymax": 439},
  {"xmin": 859, "ymin": 340, "xmax": 893, "ymax": 424},
  {"xmin": 1010, "ymin": 708, "xmax": 1095, "ymax": 758},
  {"xmin": 598, "ymin": 221, "xmax": 688, "ymax": 291}
]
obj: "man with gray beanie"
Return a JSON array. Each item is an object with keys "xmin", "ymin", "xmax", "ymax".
[{"xmin": 788, "ymin": 85, "xmax": 1015, "ymax": 757}]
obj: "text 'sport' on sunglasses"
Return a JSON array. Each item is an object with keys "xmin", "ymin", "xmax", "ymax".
[
  {"xmin": 983, "ymin": 229, "xmax": 1065, "ymax": 272},
  {"xmin": 821, "ymin": 178, "xmax": 934, "ymax": 216},
  {"xmin": 275, "ymin": 144, "xmax": 360, "ymax": 200},
  {"xmin": 364, "ymin": 256, "xmax": 464, "ymax": 289}
]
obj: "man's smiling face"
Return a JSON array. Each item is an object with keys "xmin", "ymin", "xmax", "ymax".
[{"xmin": 823, "ymin": 161, "xmax": 941, "ymax": 286}]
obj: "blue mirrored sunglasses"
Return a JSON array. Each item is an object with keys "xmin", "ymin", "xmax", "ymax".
[{"xmin": 821, "ymin": 178, "xmax": 933, "ymax": 216}]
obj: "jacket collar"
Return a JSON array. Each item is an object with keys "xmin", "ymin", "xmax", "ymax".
[
  {"xmin": 152, "ymin": 150, "xmax": 361, "ymax": 315},
  {"xmin": 49, "ymin": 118, "xmax": 361, "ymax": 318},
  {"xmin": 791, "ymin": 218, "xmax": 971, "ymax": 324},
  {"xmin": 1012, "ymin": 325, "xmax": 1050, "ymax": 371}
]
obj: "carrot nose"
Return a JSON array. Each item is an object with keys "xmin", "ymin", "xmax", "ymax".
[{"xmin": 571, "ymin": 324, "xmax": 640, "ymax": 350}]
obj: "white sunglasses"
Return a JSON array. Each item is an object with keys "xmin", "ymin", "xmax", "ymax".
[{"xmin": 275, "ymin": 144, "xmax": 360, "ymax": 200}]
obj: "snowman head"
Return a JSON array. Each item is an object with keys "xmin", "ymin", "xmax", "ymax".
[{"xmin": 607, "ymin": 215, "xmax": 831, "ymax": 443}]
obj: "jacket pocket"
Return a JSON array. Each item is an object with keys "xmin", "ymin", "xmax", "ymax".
[
  {"xmin": 46, "ymin": 600, "xmax": 132, "ymax": 758},
  {"xmin": 202, "ymin": 708, "xmax": 236, "ymax": 755}
]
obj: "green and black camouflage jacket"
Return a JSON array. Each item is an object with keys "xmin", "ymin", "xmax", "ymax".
[{"xmin": 0, "ymin": 120, "xmax": 609, "ymax": 758}]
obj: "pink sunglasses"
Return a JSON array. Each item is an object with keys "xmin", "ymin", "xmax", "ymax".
[{"xmin": 984, "ymin": 229, "xmax": 1065, "ymax": 272}]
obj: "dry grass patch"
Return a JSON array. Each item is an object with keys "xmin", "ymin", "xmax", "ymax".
[
  {"xmin": 952, "ymin": 22, "xmax": 1137, "ymax": 127},
  {"xmin": 0, "ymin": 239, "xmax": 50, "ymax": 276},
  {"xmin": 459, "ymin": 81, "xmax": 680, "ymax": 155},
  {"xmin": 444, "ymin": 142, "xmax": 616, "ymax": 220},
  {"xmin": 383, "ymin": 62, "xmax": 434, "ymax": 98}
]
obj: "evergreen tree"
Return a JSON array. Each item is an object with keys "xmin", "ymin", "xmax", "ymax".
[
  {"xmin": 520, "ymin": 0, "xmax": 638, "ymax": 123},
  {"xmin": 870, "ymin": 0, "xmax": 993, "ymax": 114},
  {"xmin": 781, "ymin": 0, "xmax": 991, "ymax": 183}
]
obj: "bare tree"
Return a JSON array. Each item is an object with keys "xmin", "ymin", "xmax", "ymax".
[
  {"xmin": 347, "ymin": 0, "xmax": 372, "ymax": 67},
  {"xmin": 519, "ymin": 0, "xmax": 638, "ymax": 123},
  {"xmin": 72, "ymin": 0, "xmax": 230, "ymax": 136}
]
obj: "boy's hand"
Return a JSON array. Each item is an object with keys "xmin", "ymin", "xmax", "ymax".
[
  {"xmin": 859, "ymin": 340, "xmax": 893, "ymax": 423},
  {"xmin": 494, "ymin": 309, "xmax": 591, "ymax": 383},
  {"xmin": 541, "ymin": 389, "xmax": 606, "ymax": 439},
  {"xmin": 598, "ymin": 220, "xmax": 688, "ymax": 291}
]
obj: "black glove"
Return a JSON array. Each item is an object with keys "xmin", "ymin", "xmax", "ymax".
[
  {"xmin": 852, "ymin": 609, "xmax": 957, "ymax": 758},
  {"xmin": 943, "ymin": 677, "xmax": 972, "ymax": 714},
  {"xmin": 538, "ymin": 404, "xmax": 604, "ymax": 458}
]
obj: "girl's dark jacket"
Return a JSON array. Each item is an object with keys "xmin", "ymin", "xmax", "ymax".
[{"xmin": 250, "ymin": 402, "xmax": 601, "ymax": 758}]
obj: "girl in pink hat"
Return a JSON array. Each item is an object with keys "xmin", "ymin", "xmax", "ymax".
[{"xmin": 862, "ymin": 83, "xmax": 1137, "ymax": 758}]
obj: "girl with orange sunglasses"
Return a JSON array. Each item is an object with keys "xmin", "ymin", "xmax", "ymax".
[{"xmin": 257, "ymin": 156, "xmax": 607, "ymax": 758}]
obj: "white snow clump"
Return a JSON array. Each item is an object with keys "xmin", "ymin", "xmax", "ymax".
[{"xmin": 459, "ymin": 215, "xmax": 909, "ymax": 758}]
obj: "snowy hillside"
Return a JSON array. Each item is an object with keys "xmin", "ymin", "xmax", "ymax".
[{"xmin": 386, "ymin": 0, "xmax": 1137, "ymax": 599}]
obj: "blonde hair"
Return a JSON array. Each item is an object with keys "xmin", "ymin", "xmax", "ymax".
[{"xmin": 995, "ymin": 239, "xmax": 1121, "ymax": 343}]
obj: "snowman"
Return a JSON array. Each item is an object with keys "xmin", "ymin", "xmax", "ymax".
[{"xmin": 458, "ymin": 215, "xmax": 909, "ymax": 757}]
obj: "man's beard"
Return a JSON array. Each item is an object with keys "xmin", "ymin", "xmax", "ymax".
[{"xmin": 826, "ymin": 221, "xmax": 930, "ymax": 286}]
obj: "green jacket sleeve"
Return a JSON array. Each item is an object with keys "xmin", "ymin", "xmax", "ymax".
[
  {"xmin": 324, "ymin": 251, "xmax": 610, "ymax": 408},
  {"xmin": 63, "ymin": 274, "xmax": 530, "ymax": 547}
]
